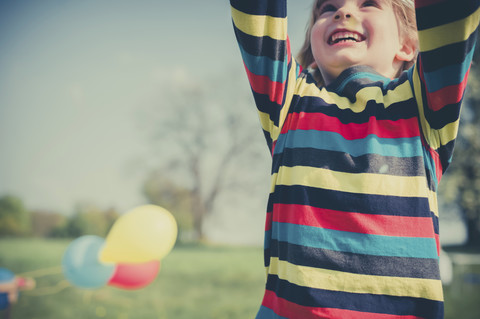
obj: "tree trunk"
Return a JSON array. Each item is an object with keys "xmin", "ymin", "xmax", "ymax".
[
  {"xmin": 466, "ymin": 218, "xmax": 480, "ymax": 247},
  {"xmin": 191, "ymin": 194, "xmax": 206, "ymax": 241}
]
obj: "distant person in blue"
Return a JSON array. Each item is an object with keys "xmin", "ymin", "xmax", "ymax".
[{"xmin": 0, "ymin": 268, "xmax": 35, "ymax": 316}]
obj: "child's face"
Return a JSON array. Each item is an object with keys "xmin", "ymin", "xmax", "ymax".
[{"xmin": 310, "ymin": 0, "xmax": 413, "ymax": 85}]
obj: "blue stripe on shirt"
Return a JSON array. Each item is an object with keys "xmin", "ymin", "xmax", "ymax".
[
  {"xmin": 422, "ymin": 47, "xmax": 474, "ymax": 92},
  {"xmin": 240, "ymin": 46, "xmax": 288, "ymax": 83},
  {"xmin": 273, "ymin": 130, "xmax": 424, "ymax": 158},
  {"xmin": 271, "ymin": 222, "xmax": 439, "ymax": 259}
]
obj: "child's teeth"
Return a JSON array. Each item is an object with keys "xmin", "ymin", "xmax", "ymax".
[{"xmin": 331, "ymin": 32, "xmax": 360, "ymax": 43}]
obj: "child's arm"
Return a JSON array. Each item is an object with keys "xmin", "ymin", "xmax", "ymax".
[
  {"xmin": 0, "ymin": 280, "xmax": 17, "ymax": 293},
  {"xmin": 0, "ymin": 277, "xmax": 35, "ymax": 294},
  {"xmin": 230, "ymin": 0, "xmax": 301, "ymax": 153},
  {"xmin": 411, "ymin": 0, "xmax": 479, "ymax": 182}
]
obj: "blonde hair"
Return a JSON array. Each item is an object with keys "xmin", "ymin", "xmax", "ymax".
[{"xmin": 297, "ymin": 0, "xmax": 418, "ymax": 85}]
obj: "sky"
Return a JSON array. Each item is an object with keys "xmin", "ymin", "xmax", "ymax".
[{"xmin": 0, "ymin": 0, "xmax": 314, "ymax": 243}]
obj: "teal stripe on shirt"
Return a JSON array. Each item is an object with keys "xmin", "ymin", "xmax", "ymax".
[
  {"xmin": 335, "ymin": 72, "xmax": 389, "ymax": 93},
  {"xmin": 423, "ymin": 47, "xmax": 474, "ymax": 92},
  {"xmin": 273, "ymin": 130, "xmax": 424, "ymax": 158},
  {"xmin": 265, "ymin": 229, "xmax": 272, "ymax": 249},
  {"xmin": 239, "ymin": 46, "xmax": 288, "ymax": 83},
  {"xmin": 422, "ymin": 147, "xmax": 439, "ymax": 186},
  {"xmin": 271, "ymin": 222, "xmax": 439, "ymax": 259},
  {"xmin": 256, "ymin": 305, "xmax": 288, "ymax": 319}
]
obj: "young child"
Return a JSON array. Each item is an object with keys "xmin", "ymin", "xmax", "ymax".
[
  {"xmin": 230, "ymin": 0, "xmax": 479, "ymax": 318},
  {"xmin": 0, "ymin": 267, "xmax": 35, "ymax": 311}
]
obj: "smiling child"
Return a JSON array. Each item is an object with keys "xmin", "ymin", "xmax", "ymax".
[{"xmin": 230, "ymin": 0, "xmax": 480, "ymax": 318}]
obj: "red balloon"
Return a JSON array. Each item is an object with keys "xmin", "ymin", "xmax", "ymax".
[{"xmin": 107, "ymin": 260, "xmax": 160, "ymax": 290}]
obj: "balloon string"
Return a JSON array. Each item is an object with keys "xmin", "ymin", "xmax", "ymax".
[
  {"xmin": 17, "ymin": 266, "xmax": 62, "ymax": 278},
  {"xmin": 16, "ymin": 266, "xmax": 67, "ymax": 297},
  {"xmin": 23, "ymin": 280, "xmax": 71, "ymax": 296}
]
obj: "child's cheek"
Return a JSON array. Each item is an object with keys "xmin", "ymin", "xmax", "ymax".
[{"xmin": 310, "ymin": 23, "xmax": 325, "ymax": 55}]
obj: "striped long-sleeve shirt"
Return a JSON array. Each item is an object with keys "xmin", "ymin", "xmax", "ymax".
[{"xmin": 231, "ymin": 0, "xmax": 480, "ymax": 318}]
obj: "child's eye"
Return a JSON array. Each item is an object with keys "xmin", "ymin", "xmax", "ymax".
[
  {"xmin": 319, "ymin": 4, "xmax": 337, "ymax": 14},
  {"xmin": 362, "ymin": 0, "xmax": 380, "ymax": 7}
]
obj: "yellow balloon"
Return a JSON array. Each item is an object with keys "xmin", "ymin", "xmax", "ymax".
[{"xmin": 99, "ymin": 205, "xmax": 177, "ymax": 263}]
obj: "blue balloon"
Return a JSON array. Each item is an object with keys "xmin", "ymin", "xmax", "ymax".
[
  {"xmin": 62, "ymin": 235, "xmax": 115, "ymax": 289},
  {"xmin": 0, "ymin": 268, "xmax": 15, "ymax": 310}
]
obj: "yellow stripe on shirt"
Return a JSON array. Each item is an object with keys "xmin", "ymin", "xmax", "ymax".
[
  {"xmin": 231, "ymin": 7, "xmax": 287, "ymax": 41},
  {"xmin": 268, "ymin": 257, "xmax": 444, "ymax": 301},
  {"xmin": 411, "ymin": 65, "xmax": 460, "ymax": 150},
  {"xmin": 419, "ymin": 6, "xmax": 480, "ymax": 52},
  {"xmin": 272, "ymin": 166, "xmax": 427, "ymax": 198},
  {"xmin": 296, "ymin": 79, "xmax": 414, "ymax": 113}
]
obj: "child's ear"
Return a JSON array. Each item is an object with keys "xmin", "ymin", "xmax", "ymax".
[{"xmin": 395, "ymin": 38, "xmax": 417, "ymax": 62}]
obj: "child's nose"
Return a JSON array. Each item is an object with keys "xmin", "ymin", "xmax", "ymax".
[
  {"xmin": 334, "ymin": 5, "xmax": 354, "ymax": 20},
  {"xmin": 334, "ymin": 11, "xmax": 352, "ymax": 20}
]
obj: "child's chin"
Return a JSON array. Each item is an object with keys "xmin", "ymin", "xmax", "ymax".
[{"xmin": 331, "ymin": 56, "xmax": 364, "ymax": 69}]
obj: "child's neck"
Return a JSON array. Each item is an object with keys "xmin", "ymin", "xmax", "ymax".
[{"xmin": 320, "ymin": 63, "xmax": 403, "ymax": 87}]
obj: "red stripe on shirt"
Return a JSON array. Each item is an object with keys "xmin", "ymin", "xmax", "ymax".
[
  {"xmin": 245, "ymin": 37, "xmax": 292, "ymax": 111},
  {"xmin": 435, "ymin": 234, "xmax": 441, "ymax": 256},
  {"xmin": 420, "ymin": 135, "xmax": 443, "ymax": 181},
  {"xmin": 425, "ymin": 70, "xmax": 469, "ymax": 111},
  {"xmin": 281, "ymin": 112, "xmax": 421, "ymax": 140},
  {"xmin": 244, "ymin": 64, "xmax": 286, "ymax": 106},
  {"xmin": 272, "ymin": 204, "xmax": 435, "ymax": 238},
  {"xmin": 265, "ymin": 211, "xmax": 273, "ymax": 231},
  {"xmin": 262, "ymin": 290, "xmax": 424, "ymax": 319},
  {"xmin": 431, "ymin": 146, "xmax": 443, "ymax": 182}
]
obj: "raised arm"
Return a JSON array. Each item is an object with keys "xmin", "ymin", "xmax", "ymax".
[
  {"xmin": 411, "ymin": 0, "xmax": 480, "ymax": 182},
  {"xmin": 230, "ymin": 0, "xmax": 302, "ymax": 153}
]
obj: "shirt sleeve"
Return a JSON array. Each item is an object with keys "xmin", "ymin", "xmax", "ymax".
[
  {"xmin": 230, "ymin": 0, "xmax": 302, "ymax": 154},
  {"xmin": 410, "ymin": 0, "xmax": 480, "ymax": 181}
]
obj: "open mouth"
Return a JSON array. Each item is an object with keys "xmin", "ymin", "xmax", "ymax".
[{"xmin": 328, "ymin": 31, "xmax": 365, "ymax": 45}]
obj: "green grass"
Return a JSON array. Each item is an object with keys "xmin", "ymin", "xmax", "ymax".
[
  {"xmin": 444, "ymin": 264, "xmax": 480, "ymax": 319},
  {"xmin": 0, "ymin": 239, "xmax": 265, "ymax": 319},
  {"xmin": 1, "ymin": 238, "xmax": 479, "ymax": 318}
]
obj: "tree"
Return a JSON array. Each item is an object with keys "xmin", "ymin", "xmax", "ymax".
[
  {"xmin": 142, "ymin": 171, "xmax": 194, "ymax": 239},
  {"xmin": 0, "ymin": 195, "xmax": 31, "ymax": 237},
  {"xmin": 52, "ymin": 203, "xmax": 120, "ymax": 238},
  {"xmin": 30, "ymin": 210, "xmax": 67, "ymax": 237},
  {"xmin": 141, "ymin": 69, "xmax": 268, "ymax": 241}
]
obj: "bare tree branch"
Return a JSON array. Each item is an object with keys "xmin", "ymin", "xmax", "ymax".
[{"xmin": 140, "ymin": 69, "xmax": 268, "ymax": 241}]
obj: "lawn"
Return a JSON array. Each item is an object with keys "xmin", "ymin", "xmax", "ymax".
[
  {"xmin": 0, "ymin": 238, "xmax": 265, "ymax": 319},
  {"xmin": 0, "ymin": 238, "xmax": 479, "ymax": 319}
]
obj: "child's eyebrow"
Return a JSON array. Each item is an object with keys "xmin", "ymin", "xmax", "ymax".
[
  {"xmin": 317, "ymin": 0, "xmax": 334, "ymax": 7},
  {"xmin": 315, "ymin": 0, "xmax": 335, "ymax": 13}
]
